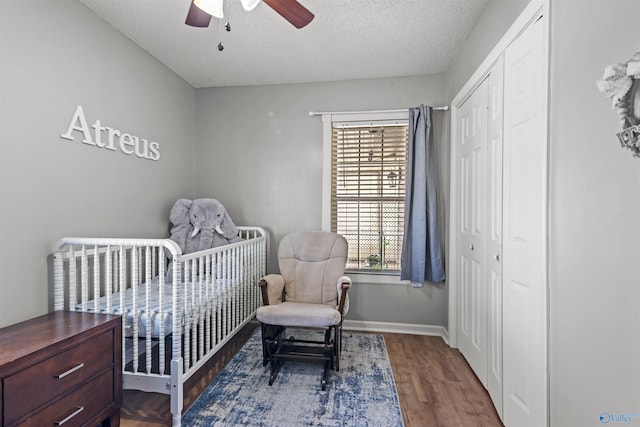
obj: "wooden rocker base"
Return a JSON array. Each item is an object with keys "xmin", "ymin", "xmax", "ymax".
[{"xmin": 261, "ymin": 324, "xmax": 342, "ymax": 391}]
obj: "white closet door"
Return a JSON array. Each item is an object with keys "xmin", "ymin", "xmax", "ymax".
[
  {"xmin": 502, "ymin": 16, "xmax": 546, "ymax": 427},
  {"xmin": 456, "ymin": 77, "xmax": 488, "ymax": 385},
  {"xmin": 487, "ymin": 55, "xmax": 504, "ymax": 419}
]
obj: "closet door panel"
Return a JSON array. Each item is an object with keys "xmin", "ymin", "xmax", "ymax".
[
  {"xmin": 502, "ymin": 16, "xmax": 546, "ymax": 427},
  {"xmin": 456, "ymin": 78, "xmax": 489, "ymax": 386},
  {"xmin": 487, "ymin": 56, "xmax": 504, "ymax": 418}
]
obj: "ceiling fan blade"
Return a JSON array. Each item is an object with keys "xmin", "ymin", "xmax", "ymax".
[
  {"xmin": 262, "ymin": 0, "xmax": 314, "ymax": 29},
  {"xmin": 185, "ymin": 1, "xmax": 212, "ymax": 27}
]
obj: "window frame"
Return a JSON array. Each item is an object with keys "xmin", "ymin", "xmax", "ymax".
[{"xmin": 321, "ymin": 110, "xmax": 411, "ymax": 281}]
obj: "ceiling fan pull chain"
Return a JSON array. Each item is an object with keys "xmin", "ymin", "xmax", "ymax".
[
  {"xmin": 217, "ymin": 17, "xmax": 224, "ymax": 51},
  {"xmin": 216, "ymin": 0, "xmax": 231, "ymax": 51},
  {"xmin": 224, "ymin": 0, "xmax": 231, "ymax": 31}
]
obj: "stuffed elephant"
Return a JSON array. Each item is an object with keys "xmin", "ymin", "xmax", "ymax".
[
  {"xmin": 166, "ymin": 198, "xmax": 242, "ymax": 282},
  {"xmin": 168, "ymin": 198, "xmax": 192, "ymax": 253}
]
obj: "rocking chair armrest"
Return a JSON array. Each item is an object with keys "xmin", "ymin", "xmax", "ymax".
[
  {"xmin": 337, "ymin": 276, "xmax": 352, "ymax": 316},
  {"xmin": 259, "ymin": 274, "xmax": 285, "ymax": 305}
]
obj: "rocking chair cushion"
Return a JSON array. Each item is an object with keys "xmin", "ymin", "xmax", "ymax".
[{"xmin": 256, "ymin": 302, "xmax": 341, "ymax": 328}]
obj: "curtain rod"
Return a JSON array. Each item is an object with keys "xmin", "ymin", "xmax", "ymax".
[{"xmin": 308, "ymin": 106, "xmax": 449, "ymax": 117}]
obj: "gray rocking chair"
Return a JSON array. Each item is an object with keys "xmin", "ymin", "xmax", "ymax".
[{"xmin": 256, "ymin": 231, "xmax": 352, "ymax": 390}]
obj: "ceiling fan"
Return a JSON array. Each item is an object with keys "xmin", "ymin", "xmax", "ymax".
[{"xmin": 185, "ymin": 0, "xmax": 314, "ymax": 29}]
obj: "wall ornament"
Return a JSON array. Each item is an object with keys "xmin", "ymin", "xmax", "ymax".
[
  {"xmin": 60, "ymin": 105, "xmax": 160, "ymax": 161},
  {"xmin": 597, "ymin": 51, "xmax": 640, "ymax": 158}
]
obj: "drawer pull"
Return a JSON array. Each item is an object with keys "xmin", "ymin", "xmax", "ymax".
[
  {"xmin": 55, "ymin": 363, "xmax": 85, "ymax": 379},
  {"xmin": 55, "ymin": 406, "xmax": 84, "ymax": 425}
]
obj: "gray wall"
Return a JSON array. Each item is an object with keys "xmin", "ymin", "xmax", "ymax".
[
  {"xmin": 548, "ymin": 1, "xmax": 640, "ymax": 425},
  {"xmin": 195, "ymin": 76, "xmax": 449, "ymax": 327},
  {"xmin": 445, "ymin": 0, "xmax": 531, "ymax": 101},
  {"xmin": 0, "ymin": 0, "xmax": 195, "ymax": 327}
]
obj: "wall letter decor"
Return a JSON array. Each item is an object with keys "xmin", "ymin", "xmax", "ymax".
[
  {"xmin": 60, "ymin": 105, "xmax": 161, "ymax": 161},
  {"xmin": 597, "ymin": 51, "xmax": 640, "ymax": 158}
]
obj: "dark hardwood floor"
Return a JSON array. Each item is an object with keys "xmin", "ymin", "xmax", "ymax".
[
  {"xmin": 120, "ymin": 324, "xmax": 503, "ymax": 427},
  {"xmin": 384, "ymin": 333, "xmax": 503, "ymax": 427}
]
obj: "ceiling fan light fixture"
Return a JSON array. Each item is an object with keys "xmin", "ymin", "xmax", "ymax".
[
  {"xmin": 194, "ymin": 0, "xmax": 224, "ymax": 18},
  {"xmin": 186, "ymin": 0, "xmax": 314, "ymax": 31},
  {"xmin": 240, "ymin": 0, "xmax": 260, "ymax": 11}
]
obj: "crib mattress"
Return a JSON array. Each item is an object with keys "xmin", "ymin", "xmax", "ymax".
[{"xmin": 76, "ymin": 277, "xmax": 237, "ymax": 338}]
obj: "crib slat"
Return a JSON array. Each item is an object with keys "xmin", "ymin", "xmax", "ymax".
[
  {"xmin": 183, "ymin": 260, "xmax": 190, "ymax": 371},
  {"xmin": 198, "ymin": 255, "xmax": 204, "ymax": 361},
  {"xmin": 132, "ymin": 245, "xmax": 139, "ymax": 374},
  {"xmin": 159, "ymin": 246, "xmax": 166, "ymax": 375},
  {"xmin": 92, "ymin": 245, "xmax": 99, "ymax": 312},
  {"xmin": 68, "ymin": 246, "xmax": 77, "ymax": 311},
  {"xmin": 53, "ymin": 253, "xmax": 64, "ymax": 311},
  {"xmin": 216, "ymin": 252, "xmax": 221, "ymax": 346},
  {"xmin": 81, "ymin": 246, "xmax": 88, "ymax": 311},
  {"xmin": 105, "ymin": 246, "xmax": 112, "ymax": 312},
  {"xmin": 119, "ymin": 245, "xmax": 126, "ymax": 373},
  {"xmin": 145, "ymin": 246, "xmax": 152, "ymax": 375},
  {"xmin": 205, "ymin": 253, "xmax": 211, "ymax": 353}
]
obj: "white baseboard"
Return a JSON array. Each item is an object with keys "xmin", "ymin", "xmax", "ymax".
[{"xmin": 343, "ymin": 320, "xmax": 449, "ymax": 344}]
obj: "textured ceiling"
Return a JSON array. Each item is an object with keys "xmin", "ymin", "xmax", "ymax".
[{"xmin": 78, "ymin": 0, "xmax": 488, "ymax": 88}]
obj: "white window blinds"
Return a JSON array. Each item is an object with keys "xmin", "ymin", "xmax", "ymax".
[{"xmin": 331, "ymin": 123, "xmax": 409, "ymax": 271}]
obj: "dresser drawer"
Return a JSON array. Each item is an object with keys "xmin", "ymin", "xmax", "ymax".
[
  {"xmin": 13, "ymin": 369, "xmax": 114, "ymax": 427},
  {"xmin": 4, "ymin": 330, "xmax": 114, "ymax": 424}
]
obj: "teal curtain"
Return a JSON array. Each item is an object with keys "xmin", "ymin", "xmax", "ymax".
[{"xmin": 400, "ymin": 105, "xmax": 445, "ymax": 285}]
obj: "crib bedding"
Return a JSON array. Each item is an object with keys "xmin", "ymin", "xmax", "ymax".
[{"xmin": 76, "ymin": 276, "xmax": 238, "ymax": 338}]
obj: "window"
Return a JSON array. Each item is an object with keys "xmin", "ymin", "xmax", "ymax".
[{"xmin": 322, "ymin": 112, "xmax": 409, "ymax": 273}]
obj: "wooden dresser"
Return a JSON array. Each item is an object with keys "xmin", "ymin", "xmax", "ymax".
[{"xmin": 0, "ymin": 311, "xmax": 122, "ymax": 427}]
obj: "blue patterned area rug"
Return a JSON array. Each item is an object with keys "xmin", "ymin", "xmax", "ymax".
[{"xmin": 182, "ymin": 328, "xmax": 404, "ymax": 426}]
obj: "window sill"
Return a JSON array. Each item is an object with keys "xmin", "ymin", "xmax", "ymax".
[{"xmin": 346, "ymin": 271, "xmax": 413, "ymax": 286}]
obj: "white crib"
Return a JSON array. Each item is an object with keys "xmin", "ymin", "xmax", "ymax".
[{"xmin": 52, "ymin": 226, "xmax": 267, "ymax": 427}]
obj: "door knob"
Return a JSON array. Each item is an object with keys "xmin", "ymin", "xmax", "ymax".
[
  {"xmin": 469, "ymin": 244, "xmax": 474, "ymax": 251},
  {"xmin": 495, "ymin": 254, "xmax": 500, "ymax": 261}
]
